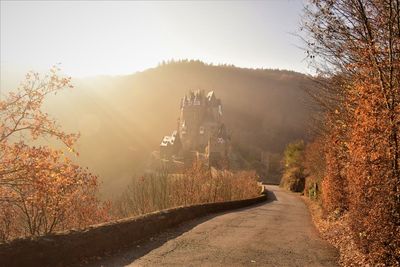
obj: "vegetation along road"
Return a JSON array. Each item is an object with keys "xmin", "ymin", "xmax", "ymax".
[{"xmin": 87, "ymin": 185, "xmax": 338, "ymax": 267}]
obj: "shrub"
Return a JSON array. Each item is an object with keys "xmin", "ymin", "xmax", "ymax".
[
  {"xmin": 113, "ymin": 162, "xmax": 260, "ymax": 218},
  {"xmin": 280, "ymin": 167, "xmax": 305, "ymax": 192},
  {"xmin": 280, "ymin": 141, "xmax": 305, "ymax": 192}
]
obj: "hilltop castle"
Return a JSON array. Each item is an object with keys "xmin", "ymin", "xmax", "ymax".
[{"xmin": 160, "ymin": 90, "xmax": 230, "ymax": 168}]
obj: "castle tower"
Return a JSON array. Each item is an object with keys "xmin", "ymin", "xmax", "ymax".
[{"xmin": 160, "ymin": 89, "xmax": 229, "ymax": 168}]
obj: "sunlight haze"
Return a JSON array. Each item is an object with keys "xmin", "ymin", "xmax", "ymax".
[
  {"xmin": 1, "ymin": 1, "xmax": 398, "ymax": 265},
  {"xmin": 1, "ymin": 0, "xmax": 307, "ymax": 80}
]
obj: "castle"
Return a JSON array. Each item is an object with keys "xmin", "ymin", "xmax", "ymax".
[{"xmin": 160, "ymin": 90, "xmax": 230, "ymax": 168}]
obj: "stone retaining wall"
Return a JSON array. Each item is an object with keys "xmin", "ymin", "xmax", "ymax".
[{"xmin": 0, "ymin": 193, "xmax": 267, "ymax": 267}]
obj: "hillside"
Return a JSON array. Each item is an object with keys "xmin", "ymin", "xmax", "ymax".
[{"xmin": 43, "ymin": 60, "xmax": 314, "ymax": 197}]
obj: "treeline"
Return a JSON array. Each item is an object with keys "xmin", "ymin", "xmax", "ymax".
[
  {"xmin": 281, "ymin": 1, "xmax": 399, "ymax": 265},
  {"xmin": 157, "ymin": 58, "xmax": 300, "ymax": 73}
]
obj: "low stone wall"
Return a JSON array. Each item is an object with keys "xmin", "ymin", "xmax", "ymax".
[{"xmin": 0, "ymin": 193, "xmax": 267, "ymax": 267}]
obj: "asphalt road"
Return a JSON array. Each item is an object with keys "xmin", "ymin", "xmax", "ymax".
[{"xmin": 87, "ymin": 185, "xmax": 338, "ymax": 267}]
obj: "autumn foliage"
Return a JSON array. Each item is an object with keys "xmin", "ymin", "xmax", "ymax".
[
  {"xmin": 0, "ymin": 68, "xmax": 110, "ymax": 242},
  {"xmin": 302, "ymin": 0, "xmax": 400, "ymax": 265}
]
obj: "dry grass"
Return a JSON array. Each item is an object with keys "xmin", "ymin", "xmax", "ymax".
[{"xmin": 113, "ymin": 164, "xmax": 260, "ymax": 218}]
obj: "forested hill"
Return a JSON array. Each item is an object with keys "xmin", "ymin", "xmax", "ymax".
[{"xmin": 44, "ymin": 60, "xmax": 314, "ymax": 197}]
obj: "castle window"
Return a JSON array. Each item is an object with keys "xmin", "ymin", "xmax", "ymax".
[{"xmin": 199, "ymin": 126, "xmax": 205, "ymax": 134}]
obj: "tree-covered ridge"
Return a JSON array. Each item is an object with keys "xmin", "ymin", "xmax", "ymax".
[{"xmin": 43, "ymin": 61, "xmax": 314, "ymax": 196}]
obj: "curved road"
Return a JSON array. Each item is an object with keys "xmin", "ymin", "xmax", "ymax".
[{"xmin": 86, "ymin": 186, "xmax": 338, "ymax": 267}]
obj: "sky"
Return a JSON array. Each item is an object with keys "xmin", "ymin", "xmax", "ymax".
[{"xmin": 1, "ymin": 0, "xmax": 309, "ymax": 79}]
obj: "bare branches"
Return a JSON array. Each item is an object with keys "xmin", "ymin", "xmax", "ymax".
[
  {"xmin": 0, "ymin": 68, "xmax": 110, "ymax": 242},
  {"xmin": 0, "ymin": 66, "xmax": 77, "ymax": 148},
  {"xmin": 113, "ymin": 163, "xmax": 260, "ymax": 219}
]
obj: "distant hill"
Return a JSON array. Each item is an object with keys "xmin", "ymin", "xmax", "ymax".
[{"xmin": 42, "ymin": 60, "xmax": 314, "ymax": 197}]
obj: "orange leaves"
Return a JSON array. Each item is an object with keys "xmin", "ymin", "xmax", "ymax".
[
  {"xmin": 0, "ymin": 67, "xmax": 76, "ymax": 146},
  {"xmin": 303, "ymin": 0, "xmax": 400, "ymax": 264},
  {"xmin": 0, "ymin": 68, "xmax": 110, "ymax": 242}
]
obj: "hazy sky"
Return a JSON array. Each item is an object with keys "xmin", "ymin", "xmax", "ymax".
[{"xmin": 1, "ymin": 0, "xmax": 308, "ymax": 78}]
